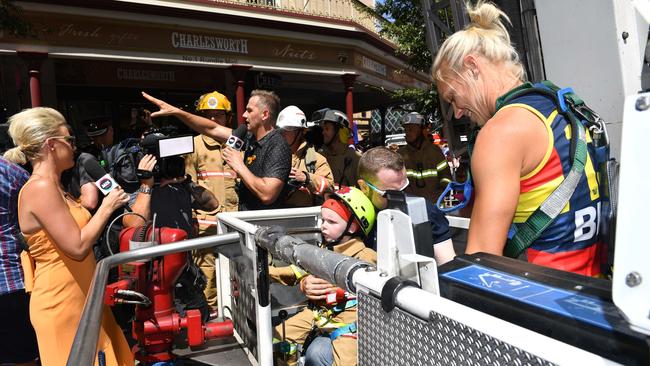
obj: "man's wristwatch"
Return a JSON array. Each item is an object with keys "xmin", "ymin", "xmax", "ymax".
[{"xmin": 137, "ymin": 185, "xmax": 153, "ymax": 195}]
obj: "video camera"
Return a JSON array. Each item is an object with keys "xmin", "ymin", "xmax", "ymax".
[{"xmin": 138, "ymin": 126, "xmax": 194, "ymax": 180}]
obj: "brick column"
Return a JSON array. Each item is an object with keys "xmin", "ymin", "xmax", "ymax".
[
  {"xmin": 18, "ymin": 52, "xmax": 47, "ymax": 107},
  {"xmin": 228, "ymin": 65, "xmax": 252, "ymax": 127},
  {"xmin": 341, "ymin": 73, "xmax": 358, "ymax": 145}
]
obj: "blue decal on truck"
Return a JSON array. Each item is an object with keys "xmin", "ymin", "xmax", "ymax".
[{"xmin": 442, "ymin": 264, "xmax": 616, "ymax": 331}]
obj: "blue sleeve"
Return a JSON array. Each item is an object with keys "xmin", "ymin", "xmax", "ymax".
[{"xmin": 426, "ymin": 200, "xmax": 452, "ymax": 244}]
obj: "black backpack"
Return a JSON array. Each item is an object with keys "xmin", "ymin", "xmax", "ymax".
[{"xmin": 100, "ymin": 138, "xmax": 143, "ymax": 193}]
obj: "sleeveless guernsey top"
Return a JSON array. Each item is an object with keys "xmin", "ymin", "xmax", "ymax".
[{"xmin": 499, "ymin": 87, "xmax": 603, "ymax": 276}]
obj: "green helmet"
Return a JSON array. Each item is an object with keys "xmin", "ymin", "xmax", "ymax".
[{"xmin": 332, "ymin": 186, "xmax": 376, "ymax": 237}]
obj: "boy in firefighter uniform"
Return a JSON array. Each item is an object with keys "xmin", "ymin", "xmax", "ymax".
[
  {"xmin": 276, "ymin": 105, "xmax": 334, "ymax": 207},
  {"xmin": 185, "ymin": 91, "xmax": 239, "ymax": 317},
  {"xmin": 271, "ymin": 187, "xmax": 376, "ymax": 366},
  {"xmin": 398, "ymin": 112, "xmax": 452, "ymax": 203},
  {"xmin": 312, "ymin": 108, "xmax": 361, "ymax": 189}
]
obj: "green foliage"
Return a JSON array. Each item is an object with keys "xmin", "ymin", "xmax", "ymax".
[
  {"xmin": 392, "ymin": 84, "xmax": 438, "ymax": 119},
  {"xmin": 0, "ymin": 0, "xmax": 35, "ymax": 38},
  {"xmin": 374, "ymin": 0, "xmax": 431, "ymax": 73},
  {"xmin": 369, "ymin": 0, "xmax": 439, "ymax": 117}
]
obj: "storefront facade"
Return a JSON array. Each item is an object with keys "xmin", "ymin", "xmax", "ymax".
[{"xmin": 0, "ymin": 0, "xmax": 430, "ymax": 144}]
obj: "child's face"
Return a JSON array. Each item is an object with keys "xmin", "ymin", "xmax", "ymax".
[{"xmin": 321, "ymin": 207, "xmax": 349, "ymax": 242}]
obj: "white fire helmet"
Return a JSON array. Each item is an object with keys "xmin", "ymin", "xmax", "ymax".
[{"xmin": 277, "ymin": 105, "xmax": 312, "ymax": 130}]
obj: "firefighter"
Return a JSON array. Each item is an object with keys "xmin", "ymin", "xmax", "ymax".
[
  {"xmin": 271, "ymin": 187, "xmax": 376, "ymax": 366},
  {"xmin": 185, "ymin": 91, "xmax": 239, "ymax": 318},
  {"xmin": 276, "ymin": 105, "xmax": 334, "ymax": 207},
  {"xmin": 311, "ymin": 108, "xmax": 361, "ymax": 189},
  {"xmin": 398, "ymin": 112, "xmax": 452, "ymax": 204}
]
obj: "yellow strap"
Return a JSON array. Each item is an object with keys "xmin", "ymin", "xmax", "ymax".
[{"xmin": 290, "ymin": 265, "xmax": 308, "ymax": 281}]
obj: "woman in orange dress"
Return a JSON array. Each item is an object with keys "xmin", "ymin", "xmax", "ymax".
[{"xmin": 4, "ymin": 107, "xmax": 133, "ymax": 366}]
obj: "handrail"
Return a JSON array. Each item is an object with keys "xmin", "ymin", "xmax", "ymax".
[{"xmin": 66, "ymin": 232, "xmax": 240, "ymax": 366}]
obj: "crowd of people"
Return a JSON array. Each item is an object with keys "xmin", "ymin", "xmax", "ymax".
[
  {"xmin": 0, "ymin": 1, "xmax": 609, "ymax": 365},
  {"xmin": 0, "ymin": 87, "xmax": 454, "ymax": 366}
]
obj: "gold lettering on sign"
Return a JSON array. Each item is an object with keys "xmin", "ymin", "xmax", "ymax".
[
  {"xmin": 273, "ymin": 44, "xmax": 316, "ymax": 60},
  {"xmin": 58, "ymin": 24, "xmax": 102, "ymax": 38},
  {"xmin": 117, "ymin": 68, "xmax": 175, "ymax": 82},
  {"xmin": 108, "ymin": 32, "xmax": 139, "ymax": 45}
]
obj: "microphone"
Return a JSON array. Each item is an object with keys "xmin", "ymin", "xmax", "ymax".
[
  {"xmin": 226, "ymin": 124, "xmax": 248, "ymax": 151},
  {"xmin": 84, "ymin": 158, "xmax": 120, "ymax": 195},
  {"xmin": 83, "ymin": 158, "xmax": 132, "ymax": 212}
]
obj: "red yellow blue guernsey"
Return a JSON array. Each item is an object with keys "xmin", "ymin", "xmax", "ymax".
[{"xmin": 499, "ymin": 85, "xmax": 603, "ymax": 276}]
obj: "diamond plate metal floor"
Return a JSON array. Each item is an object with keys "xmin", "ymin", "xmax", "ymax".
[{"xmin": 175, "ymin": 335, "xmax": 253, "ymax": 366}]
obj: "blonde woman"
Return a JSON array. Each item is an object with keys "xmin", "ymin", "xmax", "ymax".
[
  {"xmin": 4, "ymin": 107, "xmax": 133, "ymax": 365},
  {"xmin": 433, "ymin": 1, "xmax": 603, "ymax": 276}
]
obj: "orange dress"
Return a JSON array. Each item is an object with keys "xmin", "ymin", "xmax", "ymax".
[{"xmin": 19, "ymin": 181, "xmax": 133, "ymax": 366}]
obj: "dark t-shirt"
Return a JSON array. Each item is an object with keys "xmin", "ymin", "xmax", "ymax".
[
  {"xmin": 63, "ymin": 153, "xmax": 98, "ymax": 199},
  {"xmin": 365, "ymin": 200, "xmax": 452, "ymax": 251},
  {"xmin": 151, "ymin": 183, "xmax": 196, "ymax": 238},
  {"xmin": 239, "ymin": 129, "xmax": 292, "ymax": 211}
]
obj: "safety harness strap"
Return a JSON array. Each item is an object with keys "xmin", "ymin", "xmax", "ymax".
[
  {"xmin": 329, "ymin": 322, "xmax": 357, "ymax": 340},
  {"xmin": 273, "ymin": 337, "xmax": 298, "ymax": 355},
  {"xmin": 331, "ymin": 298, "xmax": 358, "ymax": 313},
  {"xmin": 314, "ymin": 298, "xmax": 358, "ymax": 328},
  {"xmin": 498, "ymin": 82, "xmax": 589, "ymax": 257},
  {"xmin": 289, "ymin": 264, "xmax": 309, "ymax": 281}
]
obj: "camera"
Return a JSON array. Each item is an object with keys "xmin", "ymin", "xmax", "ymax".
[{"xmin": 139, "ymin": 126, "xmax": 194, "ymax": 180}]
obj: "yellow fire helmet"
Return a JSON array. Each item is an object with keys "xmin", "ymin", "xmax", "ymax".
[{"xmin": 195, "ymin": 91, "xmax": 232, "ymax": 112}]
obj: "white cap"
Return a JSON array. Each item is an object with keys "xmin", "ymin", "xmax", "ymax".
[
  {"xmin": 402, "ymin": 112, "xmax": 426, "ymax": 126},
  {"xmin": 277, "ymin": 105, "xmax": 309, "ymax": 130}
]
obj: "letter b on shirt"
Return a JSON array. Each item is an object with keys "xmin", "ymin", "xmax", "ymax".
[{"xmin": 574, "ymin": 202, "xmax": 601, "ymax": 242}]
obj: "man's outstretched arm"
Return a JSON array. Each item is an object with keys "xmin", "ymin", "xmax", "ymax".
[{"xmin": 142, "ymin": 92, "xmax": 232, "ymax": 143}]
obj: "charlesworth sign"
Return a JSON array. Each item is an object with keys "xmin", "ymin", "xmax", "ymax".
[{"xmin": 1, "ymin": 11, "xmax": 430, "ymax": 89}]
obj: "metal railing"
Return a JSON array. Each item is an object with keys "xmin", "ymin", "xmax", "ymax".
[
  {"xmin": 194, "ymin": 0, "xmax": 385, "ymax": 37},
  {"xmin": 66, "ymin": 232, "xmax": 240, "ymax": 366},
  {"xmin": 66, "ymin": 207, "xmax": 468, "ymax": 365},
  {"xmin": 215, "ymin": 206, "xmax": 322, "ymax": 366}
]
